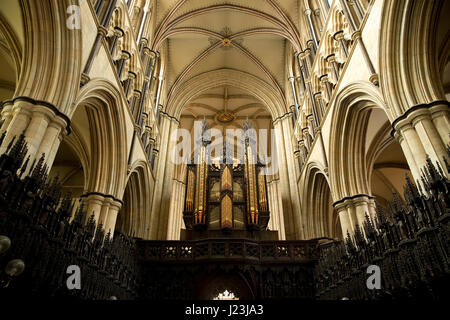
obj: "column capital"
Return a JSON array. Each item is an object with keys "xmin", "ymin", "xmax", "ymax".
[
  {"xmin": 121, "ymin": 50, "xmax": 132, "ymax": 60},
  {"xmin": 133, "ymin": 89, "xmax": 142, "ymax": 98},
  {"xmin": 313, "ymin": 91, "xmax": 323, "ymax": 99},
  {"xmin": 392, "ymin": 100, "xmax": 450, "ymax": 134},
  {"xmin": 369, "ymin": 74, "xmax": 380, "ymax": 87},
  {"xmin": 319, "ymin": 74, "xmax": 329, "ymax": 82},
  {"xmin": 113, "ymin": 27, "xmax": 125, "ymax": 37},
  {"xmin": 325, "ymin": 53, "xmax": 336, "ymax": 62},
  {"xmin": 98, "ymin": 26, "xmax": 108, "ymax": 37},
  {"xmin": 128, "ymin": 71, "xmax": 137, "ymax": 79},
  {"xmin": 5, "ymin": 97, "xmax": 71, "ymax": 135},
  {"xmin": 351, "ymin": 30, "xmax": 362, "ymax": 42},
  {"xmin": 333, "ymin": 30, "xmax": 345, "ymax": 41},
  {"xmin": 333, "ymin": 194, "xmax": 374, "ymax": 208}
]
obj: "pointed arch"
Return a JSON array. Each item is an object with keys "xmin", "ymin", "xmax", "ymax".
[
  {"xmin": 167, "ymin": 69, "xmax": 287, "ymax": 120},
  {"xmin": 301, "ymin": 162, "xmax": 337, "ymax": 239},
  {"xmin": 380, "ymin": 0, "xmax": 448, "ymax": 118},
  {"xmin": 329, "ymin": 82, "xmax": 390, "ymax": 200},
  {"xmin": 117, "ymin": 160, "xmax": 153, "ymax": 238},
  {"xmin": 72, "ymin": 79, "xmax": 129, "ymax": 199},
  {"xmin": 14, "ymin": 0, "xmax": 82, "ymax": 115}
]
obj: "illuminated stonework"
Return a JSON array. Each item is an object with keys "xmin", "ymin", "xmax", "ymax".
[{"xmin": 213, "ymin": 290, "xmax": 239, "ymax": 300}]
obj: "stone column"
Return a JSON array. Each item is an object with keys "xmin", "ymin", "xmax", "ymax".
[
  {"xmin": 307, "ymin": 114, "xmax": 316, "ymax": 139},
  {"xmin": 339, "ymin": 0, "xmax": 357, "ymax": 33},
  {"xmin": 149, "ymin": 114, "xmax": 179, "ymax": 239},
  {"xmin": 333, "ymin": 194, "xmax": 375, "ymax": 236},
  {"xmin": 176, "ymin": 181, "xmax": 186, "ymax": 237},
  {"xmin": 109, "ymin": 27, "xmax": 124, "ymax": 54},
  {"xmin": 123, "ymin": 72, "xmax": 137, "ymax": 100},
  {"xmin": 0, "ymin": 98, "xmax": 70, "ymax": 169},
  {"xmin": 334, "ymin": 31, "xmax": 348, "ymax": 59},
  {"xmin": 349, "ymin": 0, "xmax": 364, "ymax": 23},
  {"xmin": 320, "ymin": 75, "xmax": 333, "ymax": 103},
  {"xmin": 326, "ymin": 54, "xmax": 340, "ymax": 82},
  {"xmin": 81, "ymin": 0, "xmax": 117, "ymax": 84},
  {"xmin": 98, "ymin": 197, "xmax": 112, "ymax": 227},
  {"xmin": 393, "ymin": 101, "xmax": 450, "ymax": 180},
  {"xmin": 305, "ymin": 9, "xmax": 319, "ymax": 49},
  {"xmin": 167, "ymin": 179, "xmax": 186, "ymax": 240},
  {"xmin": 94, "ymin": 0, "xmax": 105, "ymax": 15},
  {"xmin": 167, "ymin": 179, "xmax": 179, "ymax": 240},
  {"xmin": 334, "ymin": 203, "xmax": 354, "ymax": 237},
  {"xmin": 81, "ymin": 27, "xmax": 108, "ymax": 85},
  {"xmin": 267, "ymin": 178, "xmax": 286, "ymax": 240},
  {"xmin": 288, "ymin": 77, "xmax": 300, "ymax": 120},
  {"xmin": 130, "ymin": 90, "xmax": 141, "ymax": 117},
  {"xmin": 117, "ymin": 51, "xmax": 131, "ymax": 80},
  {"xmin": 36, "ymin": 118, "xmax": 67, "ymax": 170},
  {"xmin": 82, "ymin": 193, "xmax": 122, "ymax": 236},
  {"xmin": 105, "ymin": 199, "xmax": 122, "ymax": 236},
  {"xmin": 273, "ymin": 116, "xmax": 303, "ymax": 239},
  {"xmin": 303, "ymin": 127, "xmax": 312, "ymax": 151},
  {"xmin": 83, "ymin": 193, "xmax": 105, "ymax": 223},
  {"xmin": 0, "ymin": 103, "xmax": 15, "ymax": 136},
  {"xmin": 314, "ymin": 92, "xmax": 326, "ymax": 120},
  {"xmin": 352, "ymin": 31, "xmax": 379, "ymax": 86}
]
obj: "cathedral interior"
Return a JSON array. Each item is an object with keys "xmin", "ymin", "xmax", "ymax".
[{"xmin": 0, "ymin": 0, "xmax": 449, "ymax": 302}]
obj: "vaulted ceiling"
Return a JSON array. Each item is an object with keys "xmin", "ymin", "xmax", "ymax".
[{"xmin": 151, "ymin": 0, "xmax": 303, "ymax": 117}]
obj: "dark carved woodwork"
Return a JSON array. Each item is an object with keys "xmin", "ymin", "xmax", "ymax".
[
  {"xmin": 0, "ymin": 132, "xmax": 138, "ymax": 300},
  {"xmin": 315, "ymin": 152, "xmax": 450, "ymax": 300},
  {"xmin": 0, "ymin": 132, "xmax": 449, "ymax": 300}
]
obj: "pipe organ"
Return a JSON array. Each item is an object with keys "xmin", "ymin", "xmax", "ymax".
[{"xmin": 183, "ymin": 120, "xmax": 272, "ymax": 239}]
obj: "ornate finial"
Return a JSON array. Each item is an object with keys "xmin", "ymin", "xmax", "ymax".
[
  {"xmin": 425, "ymin": 155, "xmax": 439, "ymax": 181},
  {"xmin": 244, "ymin": 117, "xmax": 251, "ymax": 131},
  {"xmin": 59, "ymin": 190, "xmax": 74, "ymax": 218},
  {"xmin": 353, "ymin": 223, "xmax": 365, "ymax": 246},
  {"xmin": 199, "ymin": 116, "xmax": 211, "ymax": 145},
  {"xmin": 444, "ymin": 155, "xmax": 450, "ymax": 175},
  {"xmin": 202, "ymin": 115, "xmax": 208, "ymax": 132},
  {"xmin": 86, "ymin": 213, "xmax": 96, "ymax": 235},
  {"xmin": 375, "ymin": 200, "xmax": 388, "ymax": 227},
  {"xmin": 391, "ymin": 189, "xmax": 404, "ymax": 213},
  {"xmin": 404, "ymin": 173, "xmax": 420, "ymax": 205},
  {"xmin": 74, "ymin": 199, "xmax": 86, "ymax": 225},
  {"xmin": 363, "ymin": 212, "xmax": 375, "ymax": 237},
  {"xmin": 5, "ymin": 136, "xmax": 16, "ymax": 154},
  {"xmin": 0, "ymin": 131, "xmax": 6, "ymax": 147},
  {"xmin": 19, "ymin": 156, "xmax": 30, "ymax": 178},
  {"xmin": 436, "ymin": 160, "xmax": 446, "ymax": 179},
  {"xmin": 31, "ymin": 153, "xmax": 46, "ymax": 180},
  {"xmin": 345, "ymin": 231, "xmax": 356, "ymax": 254}
]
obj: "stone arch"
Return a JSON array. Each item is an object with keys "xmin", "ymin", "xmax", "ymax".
[
  {"xmin": 117, "ymin": 161, "xmax": 152, "ymax": 239},
  {"xmin": 329, "ymin": 82, "xmax": 413, "ymax": 235},
  {"xmin": 14, "ymin": 0, "xmax": 82, "ymax": 114},
  {"xmin": 301, "ymin": 162, "xmax": 337, "ymax": 239},
  {"xmin": 0, "ymin": 11, "xmax": 22, "ymax": 96},
  {"xmin": 48, "ymin": 130, "xmax": 87, "ymax": 210},
  {"xmin": 72, "ymin": 79, "xmax": 128, "ymax": 200},
  {"xmin": 380, "ymin": 0, "xmax": 449, "ymax": 181},
  {"xmin": 167, "ymin": 69, "xmax": 287, "ymax": 120},
  {"xmin": 380, "ymin": 0, "xmax": 449, "ymax": 117},
  {"xmin": 329, "ymin": 82, "xmax": 389, "ymax": 201}
]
